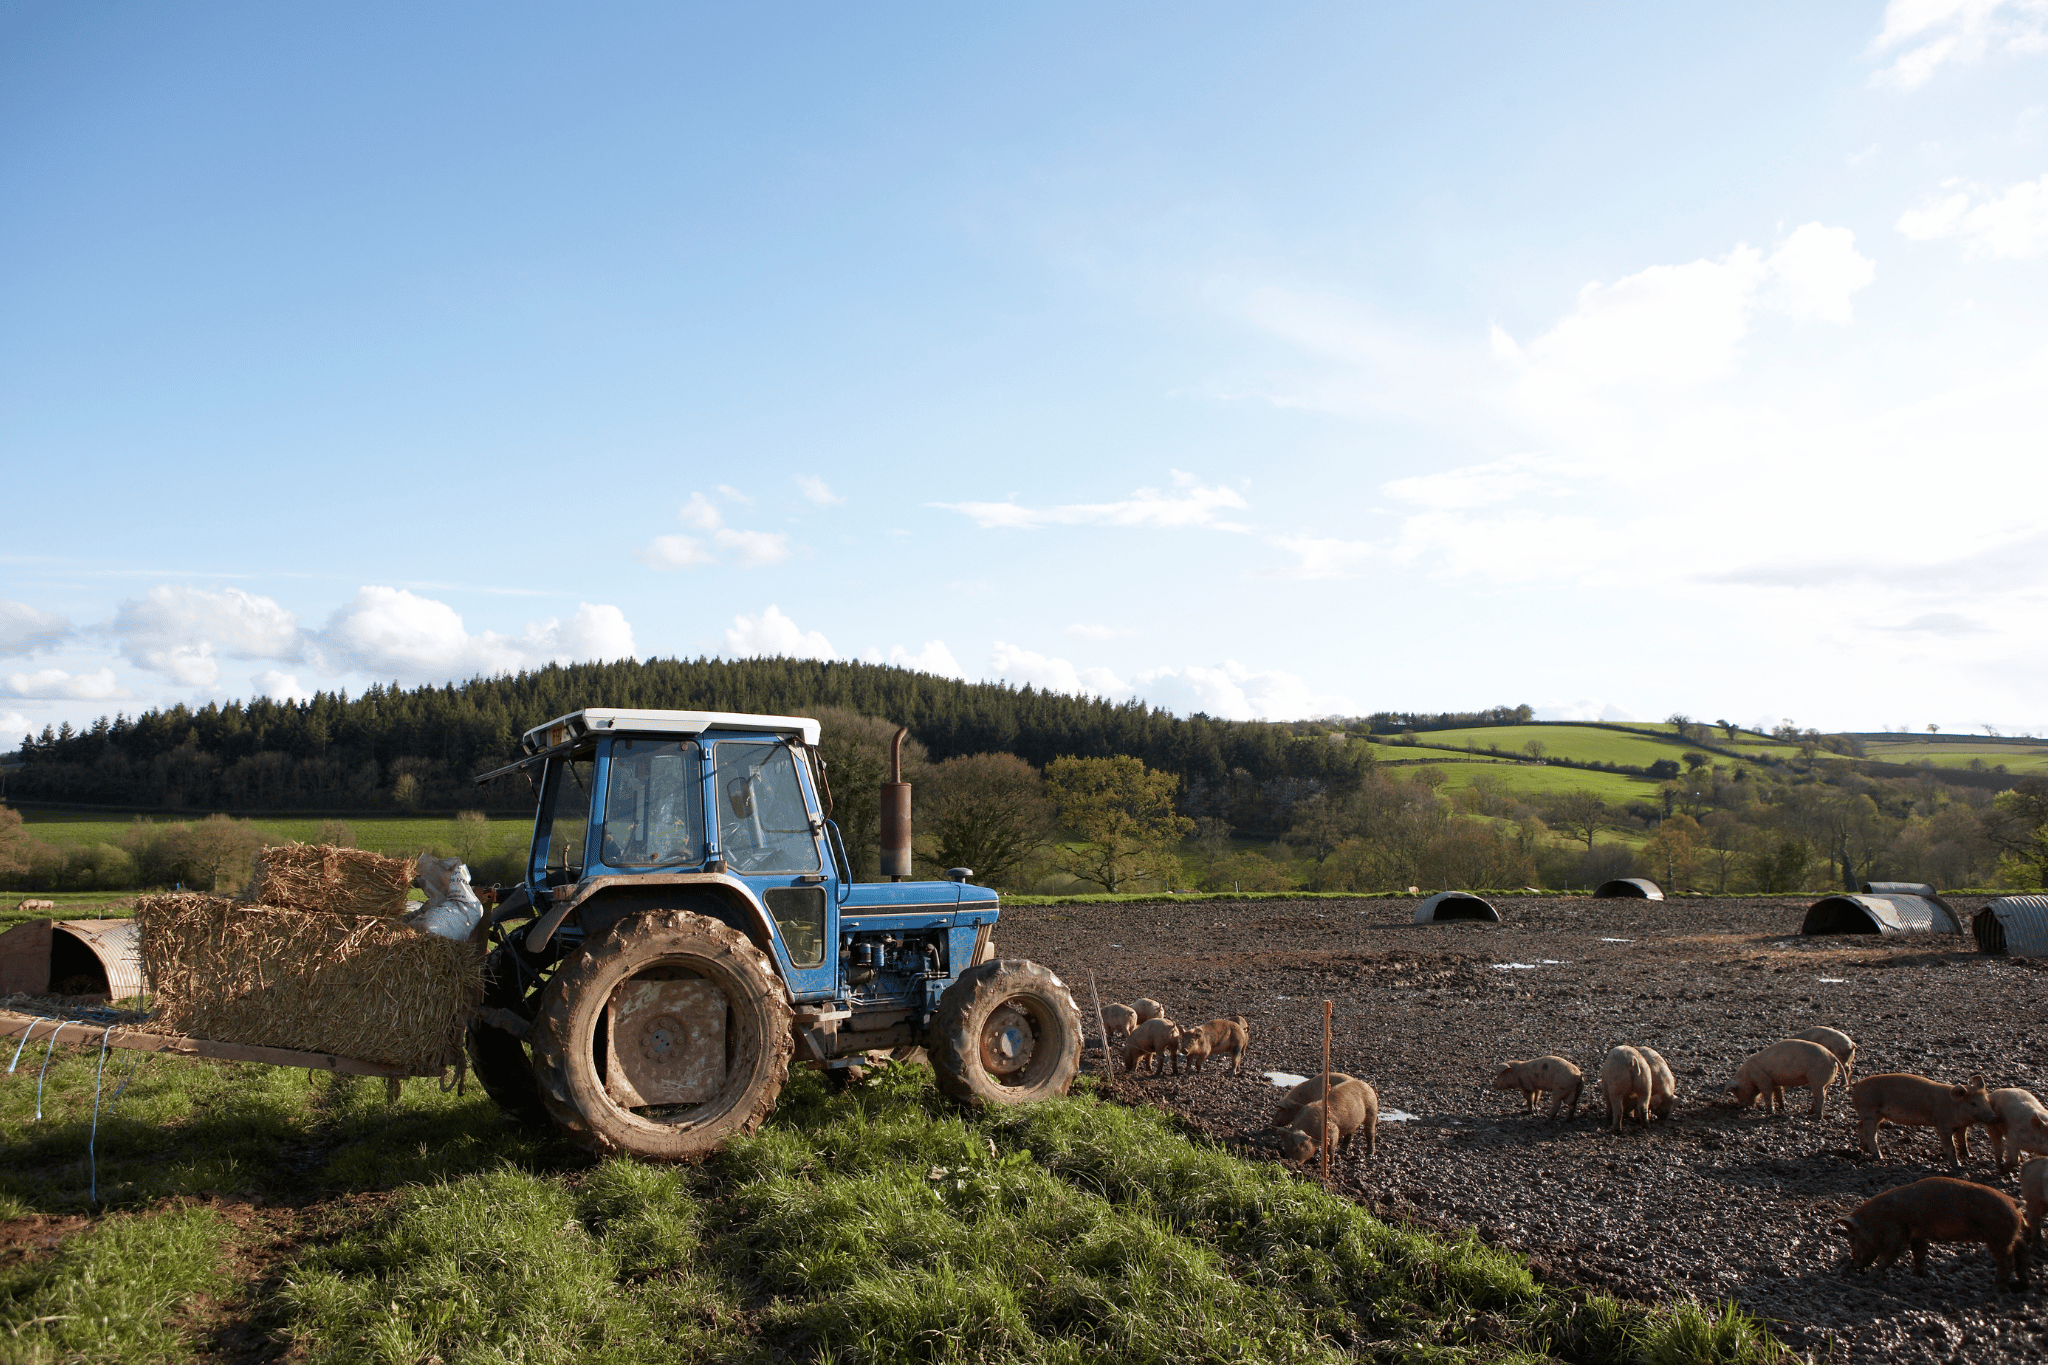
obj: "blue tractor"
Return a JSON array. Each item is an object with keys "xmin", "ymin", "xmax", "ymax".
[{"xmin": 470, "ymin": 708, "xmax": 1084, "ymax": 1159}]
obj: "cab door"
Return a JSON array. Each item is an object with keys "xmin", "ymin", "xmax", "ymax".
[{"xmin": 705, "ymin": 734, "xmax": 838, "ymax": 1000}]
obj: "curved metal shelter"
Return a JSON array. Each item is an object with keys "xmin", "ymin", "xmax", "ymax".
[
  {"xmin": 1594, "ymin": 878, "xmax": 1663, "ymax": 900},
  {"xmin": 1800, "ymin": 893, "xmax": 1961, "ymax": 936},
  {"xmin": 1413, "ymin": 891, "xmax": 1500, "ymax": 923},
  {"xmin": 1972, "ymin": 895, "xmax": 2048, "ymax": 957},
  {"xmin": 1863, "ymin": 880, "xmax": 1938, "ymax": 897},
  {"xmin": 0, "ymin": 918, "xmax": 145, "ymax": 999}
]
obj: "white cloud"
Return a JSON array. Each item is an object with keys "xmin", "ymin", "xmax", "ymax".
[
  {"xmin": 1, "ymin": 710, "xmax": 30, "ymax": 746},
  {"xmin": 796, "ymin": 475, "xmax": 844, "ymax": 506},
  {"xmin": 725, "ymin": 605, "xmax": 836, "ymax": 660},
  {"xmin": 637, "ymin": 534, "xmax": 715, "ymax": 568},
  {"xmin": 714, "ymin": 528, "xmax": 792, "ymax": 567},
  {"xmin": 1897, "ymin": 174, "xmax": 2048, "ymax": 258},
  {"xmin": 253, "ymin": 670, "xmax": 314, "ymax": 703},
  {"xmin": 1533, "ymin": 700, "xmax": 1641, "ymax": 722},
  {"xmin": 642, "ymin": 494, "xmax": 796, "ymax": 569},
  {"xmin": 988, "ymin": 642, "xmax": 1129, "ymax": 698},
  {"xmin": 1064, "ymin": 623, "xmax": 1134, "ymax": 641},
  {"xmin": 1132, "ymin": 661, "xmax": 1348, "ymax": 721},
  {"xmin": 320, "ymin": 587, "xmax": 636, "ymax": 681},
  {"xmin": 680, "ymin": 493, "xmax": 724, "ymax": 530},
  {"xmin": 715, "ymin": 484, "xmax": 754, "ymax": 506},
  {"xmin": 1380, "ymin": 453, "xmax": 1581, "ymax": 510},
  {"xmin": 1511, "ymin": 224, "xmax": 1872, "ymax": 388},
  {"xmin": 113, "ymin": 585, "xmax": 303, "ymax": 684},
  {"xmin": 2, "ymin": 667, "xmax": 128, "ymax": 701},
  {"xmin": 935, "ymin": 474, "xmax": 1252, "ymax": 532},
  {"xmin": 0, "ymin": 601, "xmax": 71, "ymax": 656},
  {"xmin": 1263, "ymin": 533, "xmax": 1380, "ymax": 581},
  {"xmin": 885, "ymin": 640, "xmax": 964, "ymax": 677},
  {"xmin": 1869, "ymin": 0, "xmax": 2048, "ymax": 89}
]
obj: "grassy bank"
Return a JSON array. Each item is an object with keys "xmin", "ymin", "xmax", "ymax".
[{"xmin": 0, "ymin": 1046, "xmax": 1791, "ymax": 1363}]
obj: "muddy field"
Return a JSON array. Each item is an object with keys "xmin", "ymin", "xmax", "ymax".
[{"xmin": 999, "ymin": 895, "xmax": 2048, "ymax": 1363}]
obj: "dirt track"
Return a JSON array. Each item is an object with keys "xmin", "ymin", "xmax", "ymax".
[{"xmin": 999, "ymin": 895, "xmax": 2048, "ymax": 1363}]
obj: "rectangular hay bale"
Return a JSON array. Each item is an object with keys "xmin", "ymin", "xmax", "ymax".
[
  {"xmin": 249, "ymin": 843, "xmax": 417, "ymax": 917},
  {"xmin": 136, "ymin": 892, "xmax": 480, "ymax": 1074}
]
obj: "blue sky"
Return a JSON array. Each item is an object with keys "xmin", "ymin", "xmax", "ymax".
[{"xmin": 4, "ymin": 2, "xmax": 2047, "ymax": 743}]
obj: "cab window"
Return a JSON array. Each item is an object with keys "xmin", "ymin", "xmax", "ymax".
[
  {"xmin": 713, "ymin": 740, "xmax": 820, "ymax": 874},
  {"xmin": 601, "ymin": 739, "xmax": 704, "ymax": 868},
  {"xmin": 534, "ymin": 753, "xmax": 594, "ymax": 880}
]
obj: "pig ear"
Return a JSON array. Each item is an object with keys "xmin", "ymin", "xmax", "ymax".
[{"xmin": 1969, "ymin": 1074, "xmax": 1985, "ymax": 1088}]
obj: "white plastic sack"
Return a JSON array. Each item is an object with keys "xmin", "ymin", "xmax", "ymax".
[{"xmin": 404, "ymin": 854, "xmax": 486, "ymax": 941}]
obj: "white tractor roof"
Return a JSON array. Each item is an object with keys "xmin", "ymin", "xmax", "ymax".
[{"xmin": 521, "ymin": 708, "xmax": 822, "ymax": 754}]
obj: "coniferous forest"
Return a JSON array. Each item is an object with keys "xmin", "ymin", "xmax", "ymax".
[{"xmin": 6, "ymin": 657, "xmax": 1371, "ymax": 825}]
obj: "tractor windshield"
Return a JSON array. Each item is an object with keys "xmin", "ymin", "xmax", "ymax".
[{"xmin": 601, "ymin": 738, "xmax": 705, "ymax": 868}]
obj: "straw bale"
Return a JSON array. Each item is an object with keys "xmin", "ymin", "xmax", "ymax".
[
  {"xmin": 136, "ymin": 892, "xmax": 480, "ymax": 1073},
  {"xmin": 249, "ymin": 843, "xmax": 417, "ymax": 917}
]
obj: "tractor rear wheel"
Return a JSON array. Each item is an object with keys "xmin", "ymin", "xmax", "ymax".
[
  {"xmin": 927, "ymin": 959, "xmax": 1083, "ymax": 1105},
  {"xmin": 529, "ymin": 910, "xmax": 792, "ymax": 1160}
]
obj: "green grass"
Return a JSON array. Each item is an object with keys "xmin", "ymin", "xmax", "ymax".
[
  {"xmin": 1431, "ymin": 762, "xmax": 1654, "ymax": 802},
  {"xmin": 0, "ymin": 1052, "xmax": 1794, "ymax": 1363},
  {"xmin": 1398, "ymin": 725, "xmax": 1713, "ymax": 769},
  {"xmin": 16, "ymin": 811, "xmax": 533, "ymax": 859},
  {"xmin": 1861, "ymin": 742, "xmax": 2048, "ymax": 774},
  {"xmin": 0, "ymin": 1204, "xmax": 232, "ymax": 1364}
]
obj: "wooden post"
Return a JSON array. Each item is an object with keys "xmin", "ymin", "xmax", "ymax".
[
  {"xmin": 1088, "ymin": 970, "xmax": 1115, "ymax": 1085},
  {"xmin": 1320, "ymin": 999, "xmax": 1333, "ymax": 1183}
]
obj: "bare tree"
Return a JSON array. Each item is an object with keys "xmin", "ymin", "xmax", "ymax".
[{"xmin": 1552, "ymin": 790, "xmax": 1608, "ymax": 852}]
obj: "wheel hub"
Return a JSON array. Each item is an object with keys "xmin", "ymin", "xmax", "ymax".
[{"xmin": 980, "ymin": 1004, "xmax": 1036, "ymax": 1076}]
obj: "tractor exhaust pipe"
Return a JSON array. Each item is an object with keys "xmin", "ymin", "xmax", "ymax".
[{"xmin": 879, "ymin": 726, "xmax": 912, "ymax": 881}]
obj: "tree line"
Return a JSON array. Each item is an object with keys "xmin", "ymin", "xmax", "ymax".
[{"xmin": 6, "ymin": 657, "xmax": 1372, "ymax": 832}]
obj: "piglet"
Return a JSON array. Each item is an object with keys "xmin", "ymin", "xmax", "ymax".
[
  {"xmin": 1276, "ymin": 1078, "xmax": 1378, "ymax": 1163},
  {"xmin": 1831, "ymin": 1176, "xmax": 2030, "ymax": 1292},
  {"xmin": 1273, "ymin": 1072, "xmax": 1357, "ymax": 1129},
  {"xmin": 1727, "ymin": 1039, "xmax": 1839, "ymax": 1119},
  {"xmin": 1121, "ymin": 1017, "xmax": 1180, "ymax": 1076},
  {"xmin": 1599, "ymin": 1046, "xmax": 1651, "ymax": 1134},
  {"xmin": 1788, "ymin": 1026, "xmax": 1857, "ymax": 1082},
  {"xmin": 1488, "ymin": 1056, "xmax": 1582, "ymax": 1120},
  {"xmin": 1133, "ymin": 998, "xmax": 1167, "ymax": 1024},
  {"xmin": 1851, "ymin": 1072, "xmax": 1999, "ymax": 1167},
  {"xmin": 1985, "ymin": 1087, "xmax": 2048, "ymax": 1176},
  {"xmin": 1100, "ymin": 1002, "xmax": 1138, "ymax": 1045},
  {"xmin": 2021, "ymin": 1158, "xmax": 2045, "ymax": 1250},
  {"xmin": 1176, "ymin": 1016, "xmax": 1250, "ymax": 1076},
  {"xmin": 1639, "ymin": 1046, "xmax": 1677, "ymax": 1120}
]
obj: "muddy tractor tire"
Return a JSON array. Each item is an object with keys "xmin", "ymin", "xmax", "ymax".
[
  {"xmin": 927, "ymin": 958, "xmax": 1084, "ymax": 1105},
  {"xmin": 465, "ymin": 941, "xmax": 549, "ymax": 1127},
  {"xmin": 530, "ymin": 910, "xmax": 793, "ymax": 1160}
]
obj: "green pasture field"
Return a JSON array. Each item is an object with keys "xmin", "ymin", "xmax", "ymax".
[
  {"xmin": 1427, "ymin": 761, "xmax": 1654, "ymax": 803},
  {"xmin": 0, "ymin": 1048, "xmax": 1790, "ymax": 1364},
  {"xmin": 1395, "ymin": 724, "xmax": 1713, "ymax": 769},
  {"xmin": 17, "ymin": 810, "xmax": 535, "ymax": 858},
  {"xmin": 1862, "ymin": 742, "xmax": 2048, "ymax": 774}
]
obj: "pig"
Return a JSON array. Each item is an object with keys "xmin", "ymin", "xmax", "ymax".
[
  {"xmin": 1133, "ymin": 998, "xmax": 1167, "ymax": 1024},
  {"xmin": 1599, "ymin": 1045, "xmax": 1652, "ymax": 1134},
  {"xmin": 1121, "ymin": 1017, "xmax": 1181, "ymax": 1076},
  {"xmin": 1788, "ymin": 1026, "xmax": 1858, "ymax": 1082},
  {"xmin": 1986, "ymin": 1087, "xmax": 2048, "ymax": 1176},
  {"xmin": 1176, "ymin": 1016, "xmax": 1250, "ymax": 1076},
  {"xmin": 1639, "ymin": 1046, "xmax": 1677, "ymax": 1120},
  {"xmin": 1276, "ymin": 1078, "xmax": 1379, "ymax": 1163},
  {"xmin": 1830, "ymin": 1176, "xmax": 2031, "ymax": 1293},
  {"xmin": 1726, "ymin": 1039, "xmax": 1840, "ymax": 1120},
  {"xmin": 2021, "ymin": 1158, "xmax": 2046, "ymax": 1249},
  {"xmin": 1852, "ymin": 1072, "xmax": 2000, "ymax": 1167},
  {"xmin": 1273, "ymin": 1072, "xmax": 1358, "ymax": 1129},
  {"xmin": 1100, "ymin": 1002, "xmax": 1138, "ymax": 1044},
  {"xmin": 1488, "ymin": 1056, "xmax": 1583, "ymax": 1120}
]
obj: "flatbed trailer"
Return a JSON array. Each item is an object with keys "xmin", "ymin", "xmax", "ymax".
[{"xmin": 0, "ymin": 1005, "xmax": 431, "ymax": 1080}]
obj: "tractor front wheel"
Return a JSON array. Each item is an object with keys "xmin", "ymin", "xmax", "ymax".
[
  {"xmin": 465, "ymin": 940, "xmax": 549, "ymax": 1127},
  {"xmin": 530, "ymin": 910, "xmax": 792, "ymax": 1160},
  {"xmin": 927, "ymin": 959, "xmax": 1083, "ymax": 1105}
]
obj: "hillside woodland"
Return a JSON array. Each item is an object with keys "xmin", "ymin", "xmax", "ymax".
[{"xmin": 2, "ymin": 660, "xmax": 2043, "ymax": 895}]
